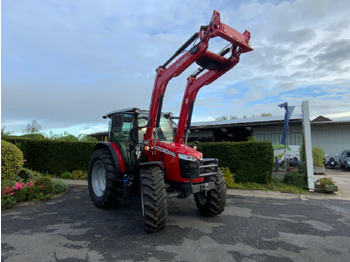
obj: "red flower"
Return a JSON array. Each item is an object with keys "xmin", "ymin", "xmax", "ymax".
[{"xmin": 15, "ymin": 182, "xmax": 22, "ymax": 190}]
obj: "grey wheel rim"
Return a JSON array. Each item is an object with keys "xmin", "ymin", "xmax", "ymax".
[{"xmin": 92, "ymin": 160, "xmax": 106, "ymax": 197}]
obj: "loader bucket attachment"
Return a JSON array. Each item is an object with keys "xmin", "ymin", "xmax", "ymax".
[
  {"xmin": 145, "ymin": 10, "xmax": 253, "ymax": 143},
  {"xmin": 207, "ymin": 10, "xmax": 253, "ymax": 53}
]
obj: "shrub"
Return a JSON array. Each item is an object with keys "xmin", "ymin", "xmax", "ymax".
[
  {"xmin": 1, "ymin": 194, "xmax": 17, "ymax": 209},
  {"xmin": 36, "ymin": 192, "xmax": 52, "ymax": 201},
  {"xmin": 1, "ymin": 140, "xmax": 24, "ymax": 180},
  {"xmin": 35, "ymin": 177, "xmax": 54, "ymax": 195},
  {"xmin": 197, "ymin": 141, "xmax": 273, "ymax": 184},
  {"xmin": 53, "ymin": 180, "xmax": 68, "ymax": 194},
  {"xmin": 13, "ymin": 187, "xmax": 28, "ymax": 202},
  {"xmin": 60, "ymin": 171, "xmax": 72, "ymax": 179},
  {"xmin": 1, "ymin": 178, "xmax": 64, "ymax": 209},
  {"xmin": 282, "ymin": 171, "xmax": 307, "ymax": 188},
  {"xmin": 27, "ymin": 186, "xmax": 40, "ymax": 201},
  {"xmin": 318, "ymin": 177, "xmax": 335, "ymax": 190},
  {"xmin": 1, "ymin": 179, "xmax": 16, "ymax": 189},
  {"xmin": 247, "ymin": 136, "xmax": 257, "ymax": 142},
  {"xmin": 18, "ymin": 168, "xmax": 42, "ymax": 182},
  {"xmin": 72, "ymin": 170, "xmax": 87, "ymax": 180},
  {"xmin": 313, "ymin": 147, "xmax": 325, "ymax": 167},
  {"xmin": 221, "ymin": 167, "xmax": 235, "ymax": 188},
  {"xmin": 3, "ymin": 137, "xmax": 95, "ymax": 175}
]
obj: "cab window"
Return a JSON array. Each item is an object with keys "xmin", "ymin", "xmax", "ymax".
[{"xmin": 111, "ymin": 113, "xmax": 134, "ymax": 143}]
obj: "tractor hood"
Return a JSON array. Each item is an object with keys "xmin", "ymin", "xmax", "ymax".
[{"xmin": 155, "ymin": 141, "xmax": 203, "ymax": 160}]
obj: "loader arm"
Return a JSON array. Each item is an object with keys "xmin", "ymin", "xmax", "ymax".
[
  {"xmin": 144, "ymin": 10, "xmax": 253, "ymax": 148},
  {"xmin": 175, "ymin": 47, "xmax": 242, "ymax": 143}
]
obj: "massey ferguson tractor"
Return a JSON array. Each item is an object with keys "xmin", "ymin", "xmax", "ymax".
[{"xmin": 88, "ymin": 10, "xmax": 253, "ymax": 232}]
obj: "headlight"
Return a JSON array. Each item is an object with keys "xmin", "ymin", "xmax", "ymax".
[{"xmin": 178, "ymin": 153, "xmax": 197, "ymax": 161}]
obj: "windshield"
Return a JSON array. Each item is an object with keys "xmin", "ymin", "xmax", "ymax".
[
  {"xmin": 138, "ymin": 114, "xmax": 174, "ymax": 143},
  {"xmin": 157, "ymin": 117, "xmax": 174, "ymax": 142}
]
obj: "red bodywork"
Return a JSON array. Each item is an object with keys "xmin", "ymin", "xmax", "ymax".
[
  {"xmin": 142, "ymin": 10, "xmax": 253, "ymax": 182},
  {"xmin": 154, "ymin": 140, "xmax": 204, "ymax": 183}
]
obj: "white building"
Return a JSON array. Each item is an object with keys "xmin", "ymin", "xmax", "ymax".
[{"xmin": 189, "ymin": 115, "xmax": 350, "ymax": 157}]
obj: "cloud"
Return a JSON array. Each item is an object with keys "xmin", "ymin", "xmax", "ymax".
[
  {"xmin": 314, "ymin": 39, "xmax": 350, "ymax": 71},
  {"xmin": 2, "ymin": 0, "xmax": 350, "ymax": 135}
]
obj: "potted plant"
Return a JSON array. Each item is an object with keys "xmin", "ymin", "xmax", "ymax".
[
  {"xmin": 315, "ymin": 177, "xmax": 337, "ymax": 193},
  {"xmin": 313, "ymin": 147, "xmax": 326, "ymax": 175}
]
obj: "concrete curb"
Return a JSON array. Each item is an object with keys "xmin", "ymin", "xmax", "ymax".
[
  {"xmin": 227, "ymin": 188, "xmax": 350, "ymax": 201},
  {"xmin": 52, "ymin": 178, "xmax": 88, "ymax": 186},
  {"xmin": 52, "ymin": 179, "xmax": 350, "ymax": 201}
]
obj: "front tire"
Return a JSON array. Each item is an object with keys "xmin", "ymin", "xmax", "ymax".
[
  {"xmin": 140, "ymin": 166, "xmax": 167, "ymax": 232},
  {"xmin": 88, "ymin": 149, "xmax": 121, "ymax": 208},
  {"xmin": 194, "ymin": 170, "xmax": 227, "ymax": 216}
]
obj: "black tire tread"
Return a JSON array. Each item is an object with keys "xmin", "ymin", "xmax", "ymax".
[
  {"xmin": 140, "ymin": 166, "xmax": 167, "ymax": 232},
  {"xmin": 194, "ymin": 170, "xmax": 227, "ymax": 216}
]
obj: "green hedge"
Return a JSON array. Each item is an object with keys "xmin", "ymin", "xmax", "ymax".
[
  {"xmin": 197, "ymin": 141, "xmax": 273, "ymax": 184},
  {"xmin": 3, "ymin": 137, "xmax": 96, "ymax": 175},
  {"xmin": 3, "ymin": 137, "xmax": 273, "ymax": 183}
]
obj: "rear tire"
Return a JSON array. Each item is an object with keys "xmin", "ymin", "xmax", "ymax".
[
  {"xmin": 194, "ymin": 170, "xmax": 227, "ymax": 216},
  {"xmin": 88, "ymin": 149, "xmax": 121, "ymax": 208},
  {"xmin": 140, "ymin": 166, "xmax": 167, "ymax": 232}
]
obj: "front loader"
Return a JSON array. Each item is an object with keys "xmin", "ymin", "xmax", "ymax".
[{"xmin": 88, "ymin": 10, "xmax": 253, "ymax": 232}]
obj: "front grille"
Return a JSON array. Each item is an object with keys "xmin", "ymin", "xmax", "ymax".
[
  {"xmin": 179, "ymin": 159, "xmax": 199, "ymax": 179},
  {"xmin": 179, "ymin": 158, "xmax": 218, "ymax": 179},
  {"xmin": 199, "ymin": 158, "xmax": 218, "ymax": 177}
]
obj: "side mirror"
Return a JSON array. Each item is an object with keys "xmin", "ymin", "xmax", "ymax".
[
  {"xmin": 111, "ymin": 114, "xmax": 123, "ymax": 133},
  {"xmin": 138, "ymin": 117, "xmax": 149, "ymax": 129}
]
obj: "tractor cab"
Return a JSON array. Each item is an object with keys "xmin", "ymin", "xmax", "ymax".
[{"xmin": 104, "ymin": 108, "xmax": 174, "ymax": 169}]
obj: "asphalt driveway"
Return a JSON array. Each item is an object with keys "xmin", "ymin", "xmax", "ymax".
[{"xmin": 2, "ymin": 184, "xmax": 350, "ymax": 262}]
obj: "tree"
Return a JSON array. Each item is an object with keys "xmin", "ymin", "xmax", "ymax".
[
  {"xmin": 260, "ymin": 112, "xmax": 272, "ymax": 117},
  {"xmin": 216, "ymin": 113, "xmax": 272, "ymax": 120},
  {"xmin": 1, "ymin": 126, "xmax": 13, "ymax": 136},
  {"xmin": 23, "ymin": 120, "xmax": 42, "ymax": 134},
  {"xmin": 78, "ymin": 134, "xmax": 98, "ymax": 142},
  {"xmin": 215, "ymin": 115, "xmax": 238, "ymax": 121},
  {"xmin": 50, "ymin": 131, "xmax": 78, "ymax": 141}
]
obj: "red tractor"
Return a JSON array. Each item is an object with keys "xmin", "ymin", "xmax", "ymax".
[{"xmin": 88, "ymin": 10, "xmax": 253, "ymax": 232}]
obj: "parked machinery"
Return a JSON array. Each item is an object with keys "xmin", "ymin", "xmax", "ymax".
[{"xmin": 88, "ymin": 10, "xmax": 253, "ymax": 232}]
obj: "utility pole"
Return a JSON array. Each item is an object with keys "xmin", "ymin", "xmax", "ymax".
[{"xmin": 302, "ymin": 101, "xmax": 314, "ymax": 191}]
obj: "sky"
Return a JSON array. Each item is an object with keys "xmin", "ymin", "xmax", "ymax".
[{"xmin": 2, "ymin": 0, "xmax": 350, "ymax": 136}]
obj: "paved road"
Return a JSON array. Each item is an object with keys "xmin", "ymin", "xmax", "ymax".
[{"xmin": 2, "ymin": 184, "xmax": 350, "ymax": 262}]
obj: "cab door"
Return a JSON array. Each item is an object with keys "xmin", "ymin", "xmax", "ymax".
[{"xmin": 109, "ymin": 113, "xmax": 135, "ymax": 168}]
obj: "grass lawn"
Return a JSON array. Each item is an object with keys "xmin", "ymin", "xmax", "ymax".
[{"xmin": 229, "ymin": 181, "xmax": 308, "ymax": 194}]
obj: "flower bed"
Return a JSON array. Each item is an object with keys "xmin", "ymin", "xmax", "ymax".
[{"xmin": 1, "ymin": 177, "xmax": 68, "ymax": 210}]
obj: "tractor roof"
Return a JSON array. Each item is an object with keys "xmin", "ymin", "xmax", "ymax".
[
  {"xmin": 103, "ymin": 108, "xmax": 175, "ymax": 119},
  {"xmin": 103, "ymin": 108, "xmax": 143, "ymax": 119}
]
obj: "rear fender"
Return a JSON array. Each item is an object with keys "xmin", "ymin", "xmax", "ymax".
[
  {"xmin": 94, "ymin": 142, "xmax": 126, "ymax": 173},
  {"xmin": 138, "ymin": 161, "xmax": 164, "ymax": 173}
]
